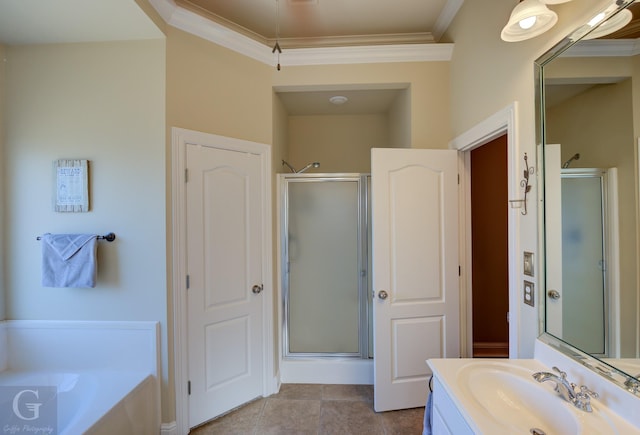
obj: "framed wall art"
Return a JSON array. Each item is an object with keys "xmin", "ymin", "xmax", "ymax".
[{"xmin": 54, "ymin": 159, "xmax": 89, "ymax": 212}]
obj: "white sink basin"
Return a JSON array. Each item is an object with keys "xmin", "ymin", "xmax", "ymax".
[
  {"xmin": 457, "ymin": 362, "xmax": 579, "ymax": 434},
  {"xmin": 429, "ymin": 359, "xmax": 638, "ymax": 435}
]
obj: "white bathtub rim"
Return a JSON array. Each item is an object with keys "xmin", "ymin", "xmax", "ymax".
[{"xmin": 0, "ymin": 368, "xmax": 155, "ymax": 435}]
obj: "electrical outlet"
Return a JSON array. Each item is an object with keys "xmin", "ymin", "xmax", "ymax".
[{"xmin": 523, "ymin": 280, "xmax": 535, "ymax": 307}]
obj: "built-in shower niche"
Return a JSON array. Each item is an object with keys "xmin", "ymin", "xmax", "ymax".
[{"xmin": 280, "ymin": 173, "xmax": 374, "ymax": 383}]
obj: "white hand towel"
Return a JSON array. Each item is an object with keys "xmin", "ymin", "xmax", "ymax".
[{"xmin": 41, "ymin": 233, "xmax": 98, "ymax": 288}]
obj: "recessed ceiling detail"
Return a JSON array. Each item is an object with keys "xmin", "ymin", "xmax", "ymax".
[{"xmin": 174, "ymin": 0, "xmax": 463, "ymax": 48}]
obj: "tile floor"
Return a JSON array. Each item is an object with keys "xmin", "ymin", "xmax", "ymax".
[{"xmin": 189, "ymin": 384, "xmax": 426, "ymax": 434}]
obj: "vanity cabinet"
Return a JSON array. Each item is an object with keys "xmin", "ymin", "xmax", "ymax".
[{"xmin": 432, "ymin": 377, "xmax": 473, "ymax": 435}]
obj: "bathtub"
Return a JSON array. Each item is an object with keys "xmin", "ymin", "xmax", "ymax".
[
  {"xmin": 0, "ymin": 370, "xmax": 156, "ymax": 435},
  {"xmin": 0, "ymin": 320, "xmax": 160, "ymax": 435}
]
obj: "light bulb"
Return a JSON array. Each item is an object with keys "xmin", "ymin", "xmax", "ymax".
[
  {"xmin": 588, "ymin": 12, "xmax": 605, "ymax": 27},
  {"xmin": 519, "ymin": 16, "xmax": 537, "ymax": 30}
]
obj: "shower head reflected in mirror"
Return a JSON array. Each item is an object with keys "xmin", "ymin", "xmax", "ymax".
[
  {"xmin": 298, "ymin": 162, "xmax": 320, "ymax": 173},
  {"xmin": 562, "ymin": 153, "xmax": 580, "ymax": 168},
  {"xmin": 282, "ymin": 160, "xmax": 320, "ymax": 173}
]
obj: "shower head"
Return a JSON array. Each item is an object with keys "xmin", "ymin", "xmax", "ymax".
[
  {"xmin": 562, "ymin": 153, "xmax": 580, "ymax": 168},
  {"xmin": 281, "ymin": 160, "xmax": 320, "ymax": 173},
  {"xmin": 297, "ymin": 162, "xmax": 320, "ymax": 173},
  {"xmin": 282, "ymin": 160, "xmax": 297, "ymax": 173}
]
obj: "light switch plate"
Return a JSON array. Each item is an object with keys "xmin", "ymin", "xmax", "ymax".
[
  {"xmin": 523, "ymin": 280, "xmax": 535, "ymax": 307},
  {"xmin": 523, "ymin": 251, "xmax": 534, "ymax": 276}
]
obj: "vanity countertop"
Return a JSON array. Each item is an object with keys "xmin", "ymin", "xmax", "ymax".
[{"xmin": 428, "ymin": 358, "xmax": 640, "ymax": 434}]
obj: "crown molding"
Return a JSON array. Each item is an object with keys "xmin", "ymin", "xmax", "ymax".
[
  {"xmin": 433, "ymin": 0, "xmax": 464, "ymax": 41},
  {"xmin": 148, "ymin": 0, "xmax": 454, "ymax": 65},
  {"xmin": 563, "ymin": 39, "xmax": 640, "ymax": 57},
  {"xmin": 281, "ymin": 44, "xmax": 454, "ymax": 66}
]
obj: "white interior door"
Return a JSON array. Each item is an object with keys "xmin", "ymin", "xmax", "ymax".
[
  {"xmin": 186, "ymin": 143, "xmax": 264, "ymax": 427},
  {"xmin": 371, "ymin": 148, "xmax": 460, "ymax": 412},
  {"xmin": 544, "ymin": 144, "xmax": 563, "ymax": 337}
]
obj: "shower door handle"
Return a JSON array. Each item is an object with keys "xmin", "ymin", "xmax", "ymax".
[
  {"xmin": 252, "ymin": 284, "xmax": 264, "ymax": 294},
  {"xmin": 378, "ymin": 290, "xmax": 389, "ymax": 300}
]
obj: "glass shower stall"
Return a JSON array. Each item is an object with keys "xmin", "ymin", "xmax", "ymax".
[{"xmin": 280, "ymin": 173, "xmax": 372, "ymax": 361}]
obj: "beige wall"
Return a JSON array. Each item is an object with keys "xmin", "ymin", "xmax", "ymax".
[
  {"xmin": 3, "ymin": 38, "xmax": 167, "ymax": 409},
  {"xmin": 272, "ymin": 62, "xmax": 451, "ymax": 150},
  {"xmin": 389, "ymin": 88, "xmax": 411, "ymax": 149},
  {"xmin": 166, "ymin": 27, "xmax": 273, "ymax": 145},
  {"xmin": 0, "ymin": 43, "xmax": 5, "ymax": 320},
  {"xmin": 287, "ymin": 114, "xmax": 389, "ymax": 174}
]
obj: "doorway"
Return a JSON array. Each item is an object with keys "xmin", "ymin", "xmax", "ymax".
[
  {"xmin": 453, "ymin": 102, "xmax": 522, "ymax": 359},
  {"xmin": 470, "ymin": 134, "xmax": 509, "ymax": 357}
]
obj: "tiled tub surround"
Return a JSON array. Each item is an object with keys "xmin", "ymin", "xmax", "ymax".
[
  {"xmin": 0, "ymin": 320, "xmax": 161, "ymax": 434},
  {"xmin": 427, "ymin": 339, "xmax": 640, "ymax": 434}
]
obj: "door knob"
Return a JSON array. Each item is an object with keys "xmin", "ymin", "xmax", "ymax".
[
  {"xmin": 547, "ymin": 289, "xmax": 560, "ymax": 300},
  {"xmin": 252, "ymin": 284, "xmax": 263, "ymax": 294},
  {"xmin": 378, "ymin": 290, "xmax": 388, "ymax": 300}
]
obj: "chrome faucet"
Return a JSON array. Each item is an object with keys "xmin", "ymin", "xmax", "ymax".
[
  {"xmin": 532, "ymin": 366, "xmax": 599, "ymax": 412},
  {"xmin": 624, "ymin": 376, "xmax": 640, "ymax": 394}
]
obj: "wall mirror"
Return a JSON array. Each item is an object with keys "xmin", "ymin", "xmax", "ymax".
[{"xmin": 536, "ymin": 0, "xmax": 640, "ymax": 394}]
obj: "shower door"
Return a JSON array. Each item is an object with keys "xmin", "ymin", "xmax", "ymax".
[
  {"xmin": 561, "ymin": 169, "xmax": 609, "ymax": 356},
  {"xmin": 282, "ymin": 174, "xmax": 370, "ymax": 358}
]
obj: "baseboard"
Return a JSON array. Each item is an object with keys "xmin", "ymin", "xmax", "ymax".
[
  {"xmin": 473, "ymin": 341, "xmax": 509, "ymax": 358},
  {"xmin": 160, "ymin": 421, "xmax": 178, "ymax": 435},
  {"xmin": 281, "ymin": 359, "xmax": 373, "ymax": 384},
  {"xmin": 270, "ymin": 372, "xmax": 281, "ymax": 396}
]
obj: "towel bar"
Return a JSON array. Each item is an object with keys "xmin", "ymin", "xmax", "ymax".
[{"xmin": 37, "ymin": 232, "xmax": 116, "ymax": 242}]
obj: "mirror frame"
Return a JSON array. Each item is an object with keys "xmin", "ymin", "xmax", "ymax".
[{"xmin": 535, "ymin": 0, "xmax": 640, "ymax": 395}]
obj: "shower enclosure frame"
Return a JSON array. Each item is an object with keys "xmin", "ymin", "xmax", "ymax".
[
  {"xmin": 279, "ymin": 173, "xmax": 372, "ymax": 360},
  {"xmin": 560, "ymin": 167, "xmax": 618, "ymax": 358}
]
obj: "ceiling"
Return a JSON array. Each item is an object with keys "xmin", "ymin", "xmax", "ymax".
[
  {"xmin": 175, "ymin": 0, "xmax": 461, "ymax": 48},
  {"xmin": 603, "ymin": 3, "xmax": 640, "ymax": 39},
  {"xmin": 277, "ymin": 87, "xmax": 407, "ymax": 116}
]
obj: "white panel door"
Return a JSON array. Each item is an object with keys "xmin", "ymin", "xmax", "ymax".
[
  {"xmin": 186, "ymin": 143, "xmax": 264, "ymax": 427},
  {"xmin": 544, "ymin": 144, "xmax": 563, "ymax": 337},
  {"xmin": 371, "ymin": 148, "xmax": 460, "ymax": 412}
]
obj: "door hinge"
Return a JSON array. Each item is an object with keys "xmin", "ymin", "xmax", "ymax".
[
  {"xmin": 458, "ymin": 173, "xmax": 460, "ymax": 184},
  {"xmin": 185, "ymin": 168, "xmax": 189, "ymax": 183},
  {"xmin": 186, "ymin": 274, "xmax": 190, "ymax": 289},
  {"xmin": 458, "ymin": 265, "xmax": 461, "ymax": 276},
  {"xmin": 188, "ymin": 380, "xmax": 191, "ymax": 395}
]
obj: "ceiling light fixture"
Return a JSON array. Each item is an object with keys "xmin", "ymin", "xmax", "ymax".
[
  {"xmin": 583, "ymin": 7, "xmax": 633, "ymax": 40},
  {"xmin": 501, "ymin": 0, "xmax": 560, "ymax": 42},
  {"xmin": 329, "ymin": 95, "xmax": 348, "ymax": 105}
]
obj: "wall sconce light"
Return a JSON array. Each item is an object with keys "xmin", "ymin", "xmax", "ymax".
[
  {"xmin": 509, "ymin": 153, "xmax": 535, "ymax": 215},
  {"xmin": 501, "ymin": 0, "xmax": 572, "ymax": 42}
]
